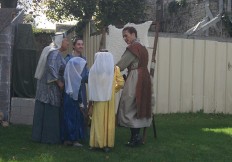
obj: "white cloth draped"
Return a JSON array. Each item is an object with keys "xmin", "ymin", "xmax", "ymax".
[
  {"xmin": 106, "ymin": 21, "xmax": 152, "ymax": 63},
  {"xmin": 64, "ymin": 57, "xmax": 86, "ymax": 100},
  {"xmin": 34, "ymin": 34, "xmax": 64, "ymax": 80},
  {"xmin": 88, "ymin": 52, "xmax": 114, "ymax": 101}
]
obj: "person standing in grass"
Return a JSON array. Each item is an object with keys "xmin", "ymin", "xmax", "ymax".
[
  {"xmin": 64, "ymin": 37, "xmax": 89, "ymax": 111},
  {"xmin": 62, "ymin": 57, "xmax": 87, "ymax": 147},
  {"xmin": 62, "ymin": 38, "xmax": 89, "ymax": 146},
  {"xmin": 32, "ymin": 33, "xmax": 69, "ymax": 144},
  {"xmin": 116, "ymin": 26, "xmax": 152, "ymax": 147},
  {"xmin": 88, "ymin": 51, "xmax": 124, "ymax": 152}
]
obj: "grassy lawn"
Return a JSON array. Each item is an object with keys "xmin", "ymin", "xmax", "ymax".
[{"xmin": 0, "ymin": 113, "xmax": 232, "ymax": 162}]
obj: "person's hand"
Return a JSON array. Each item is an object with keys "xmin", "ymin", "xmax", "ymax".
[
  {"xmin": 88, "ymin": 104, "xmax": 93, "ymax": 117},
  {"xmin": 57, "ymin": 80, "xmax": 64, "ymax": 90},
  {"xmin": 79, "ymin": 103, "xmax": 84, "ymax": 111},
  {"xmin": 79, "ymin": 103, "xmax": 84, "ymax": 108}
]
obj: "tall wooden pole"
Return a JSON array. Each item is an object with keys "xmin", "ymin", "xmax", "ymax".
[
  {"xmin": 142, "ymin": 0, "xmax": 163, "ymax": 143},
  {"xmin": 99, "ymin": 27, "xmax": 106, "ymax": 51}
]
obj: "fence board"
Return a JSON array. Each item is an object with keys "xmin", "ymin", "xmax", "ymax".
[
  {"xmin": 156, "ymin": 37, "xmax": 170, "ymax": 113},
  {"xmin": 169, "ymin": 38, "xmax": 182, "ymax": 113},
  {"xmin": 192, "ymin": 40, "xmax": 205, "ymax": 112},
  {"xmin": 215, "ymin": 42, "xmax": 227, "ymax": 113},
  {"xmin": 226, "ymin": 43, "xmax": 232, "ymax": 113},
  {"xmin": 181, "ymin": 39, "xmax": 194, "ymax": 112},
  {"xmin": 204, "ymin": 40, "xmax": 216, "ymax": 113}
]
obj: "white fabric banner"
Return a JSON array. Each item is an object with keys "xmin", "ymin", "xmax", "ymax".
[{"xmin": 106, "ymin": 21, "xmax": 152, "ymax": 63}]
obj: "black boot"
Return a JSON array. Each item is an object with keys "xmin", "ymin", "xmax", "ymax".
[
  {"xmin": 134, "ymin": 133, "xmax": 142, "ymax": 145},
  {"xmin": 134, "ymin": 128, "xmax": 142, "ymax": 145},
  {"xmin": 126, "ymin": 128, "xmax": 142, "ymax": 147},
  {"xmin": 125, "ymin": 128, "xmax": 134, "ymax": 146}
]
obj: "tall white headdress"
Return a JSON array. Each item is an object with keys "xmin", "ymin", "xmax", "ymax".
[{"xmin": 88, "ymin": 52, "xmax": 115, "ymax": 101}]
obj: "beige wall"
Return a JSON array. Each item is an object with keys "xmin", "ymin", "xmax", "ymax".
[{"xmin": 152, "ymin": 35, "xmax": 232, "ymax": 114}]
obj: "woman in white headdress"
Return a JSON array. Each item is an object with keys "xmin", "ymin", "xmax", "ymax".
[
  {"xmin": 32, "ymin": 33, "xmax": 69, "ymax": 144},
  {"xmin": 62, "ymin": 38, "xmax": 89, "ymax": 147},
  {"xmin": 62, "ymin": 57, "xmax": 87, "ymax": 147},
  {"xmin": 88, "ymin": 51, "xmax": 124, "ymax": 152}
]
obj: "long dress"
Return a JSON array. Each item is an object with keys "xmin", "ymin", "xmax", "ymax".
[
  {"xmin": 117, "ymin": 49, "xmax": 152, "ymax": 128},
  {"xmin": 62, "ymin": 54, "xmax": 89, "ymax": 142},
  {"xmin": 32, "ymin": 50, "xmax": 66, "ymax": 144},
  {"xmin": 89, "ymin": 66, "xmax": 124, "ymax": 148},
  {"xmin": 62, "ymin": 90, "xmax": 87, "ymax": 142},
  {"xmin": 64, "ymin": 54, "xmax": 89, "ymax": 109}
]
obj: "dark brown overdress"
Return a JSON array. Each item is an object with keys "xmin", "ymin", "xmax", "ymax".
[{"xmin": 127, "ymin": 42, "xmax": 151, "ymax": 118}]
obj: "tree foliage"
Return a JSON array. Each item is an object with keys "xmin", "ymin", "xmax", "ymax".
[
  {"xmin": 46, "ymin": 0, "xmax": 96, "ymax": 22},
  {"xmin": 96, "ymin": 0, "xmax": 146, "ymax": 28},
  {"xmin": 222, "ymin": 13, "xmax": 232, "ymax": 37},
  {"xmin": 168, "ymin": 0, "xmax": 187, "ymax": 14},
  {"xmin": 45, "ymin": 0, "xmax": 146, "ymax": 35}
]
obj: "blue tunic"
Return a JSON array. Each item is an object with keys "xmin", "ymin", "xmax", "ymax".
[
  {"xmin": 62, "ymin": 54, "xmax": 89, "ymax": 142},
  {"xmin": 62, "ymin": 90, "xmax": 86, "ymax": 141},
  {"xmin": 65, "ymin": 54, "xmax": 89, "ymax": 109}
]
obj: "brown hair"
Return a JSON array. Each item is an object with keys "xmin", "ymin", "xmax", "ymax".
[
  {"xmin": 72, "ymin": 37, "xmax": 83, "ymax": 46},
  {"xmin": 123, "ymin": 26, "xmax": 137, "ymax": 38}
]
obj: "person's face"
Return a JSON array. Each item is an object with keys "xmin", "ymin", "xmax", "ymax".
[
  {"xmin": 60, "ymin": 38, "xmax": 69, "ymax": 52},
  {"xmin": 73, "ymin": 40, "xmax": 84, "ymax": 54},
  {"xmin": 122, "ymin": 30, "xmax": 136, "ymax": 45}
]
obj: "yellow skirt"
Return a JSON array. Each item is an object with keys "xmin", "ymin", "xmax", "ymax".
[
  {"xmin": 89, "ymin": 66, "xmax": 124, "ymax": 148},
  {"xmin": 89, "ymin": 100, "xmax": 115, "ymax": 148}
]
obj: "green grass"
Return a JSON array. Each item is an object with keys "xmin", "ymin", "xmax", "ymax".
[{"xmin": 0, "ymin": 113, "xmax": 232, "ymax": 162}]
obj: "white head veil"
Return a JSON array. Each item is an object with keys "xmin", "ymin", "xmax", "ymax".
[
  {"xmin": 34, "ymin": 33, "xmax": 65, "ymax": 79},
  {"xmin": 88, "ymin": 52, "xmax": 114, "ymax": 101},
  {"xmin": 64, "ymin": 57, "xmax": 86, "ymax": 100}
]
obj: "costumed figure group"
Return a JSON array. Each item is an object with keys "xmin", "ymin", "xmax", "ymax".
[{"xmin": 32, "ymin": 26, "xmax": 152, "ymax": 152}]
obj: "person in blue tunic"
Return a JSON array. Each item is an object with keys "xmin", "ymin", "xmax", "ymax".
[
  {"xmin": 62, "ymin": 57, "xmax": 87, "ymax": 146},
  {"xmin": 65, "ymin": 37, "xmax": 89, "ymax": 110},
  {"xmin": 32, "ymin": 33, "xmax": 69, "ymax": 144},
  {"xmin": 62, "ymin": 37, "xmax": 89, "ymax": 146}
]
